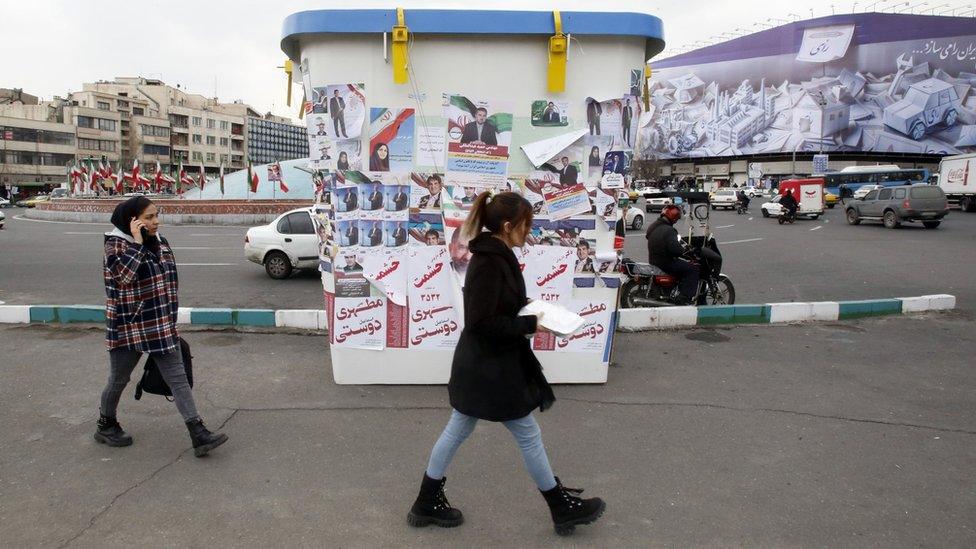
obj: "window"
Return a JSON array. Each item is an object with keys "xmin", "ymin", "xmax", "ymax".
[
  {"xmin": 192, "ymin": 134, "xmax": 202, "ymax": 144},
  {"xmin": 77, "ymin": 138, "xmax": 117, "ymax": 152},
  {"xmin": 207, "ymin": 119, "xmax": 215, "ymax": 129},
  {"xmin": 143, "ymin": 144, "xmax": 170, "ymax": 155},
  {"xmin": 220, "ymin": 154, "xmax": 228, "ymax": 163},
  {"xmin": 117, "ymin": 100, "xmax": 129, "ymax": 108},
  {"xmin": 192, "ymin": 116, "xmax": 202, "ymax": 126},
  {"xmin": 285, "ymin": 212, "xmax": 315, "ymax": 234},
  {"xmin": 911, "ymin": 186, "xmax": 945, "ymax": 199},
  {"xmin": 77, "ymin": 115, "xmax": 95, "ymax": 128},
  {"xmin": 98, "ymin": 119, "xmax": 117, "ymax": 131},
  {"xmin": 133, "ymin": 107, "xmax": 144, "ymax": 116},
  {"xmin": 206, "ymin": 136, "xmax": 216, "ymax": 145},
  {"xmin": 206, "ymin": 152, "xmax": 215, "ymax": 162},
  {"xmin": 894, "ymin": 188, "xmax": 906, "ymax": 199},
  {"xmin": 220, "ymin": 120, "xmax": 229, "ymax": 131},
  {"xmin": 220, "ymin": 137, "xmax": 228, "ymax": 147},
  {"xmin": 878, "ymin": 188, "xmax": 892, "ymax": 200},
  {"xmin": 97, "ymin": 101, "xmax": 111, "ymax": 111},
  {"xmin": 141, "ymin": 125, "xmax": 170, "ymax": 138},
  {"xmin": 864, "ymin": 190, "xmax": 879, "ymax": 201},
  {"xmin": 192, "ymin": 151, "xmax": 203, "ymax": 161}
]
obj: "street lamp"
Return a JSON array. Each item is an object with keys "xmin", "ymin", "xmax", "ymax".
[
  {"xmin": 851, "ymin": 1, "xmax": 859, "ymax": 12},
  {"xmin": 866, "ymin": 0, "xmax": 893, "ymax": 11}
]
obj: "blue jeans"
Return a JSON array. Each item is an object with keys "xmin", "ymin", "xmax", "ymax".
[{"xmin": 426, "ymin": 409, "xmax": 557, "ymax": 491}]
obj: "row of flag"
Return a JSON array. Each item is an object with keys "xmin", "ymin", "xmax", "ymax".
[{"xmin": 67, "ymin": 157, "xmax": 289, "ymax": 196}]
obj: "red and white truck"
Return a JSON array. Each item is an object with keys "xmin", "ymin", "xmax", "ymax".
[{"xmin": 935, "ymin": 153, "xmax": 976, "ymax": 212}]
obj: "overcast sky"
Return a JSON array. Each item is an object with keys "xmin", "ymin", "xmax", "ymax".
[{"xmin": 3, "ymin": 0, "xmax": 970, "ymax": 120}]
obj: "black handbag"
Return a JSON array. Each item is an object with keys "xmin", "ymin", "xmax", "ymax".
[{"xmin": 134, "ymin": 338, "xmax": 194, "ymax": 401}]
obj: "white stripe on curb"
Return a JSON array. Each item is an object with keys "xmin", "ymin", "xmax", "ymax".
[
  {"xmin": 177, "ymin": 307, "xmax": 192, "ymax": 325},
  {"xmin": 275, "ymin": 309, "xmax": 321, "ymax": 330},
  {"xmin": 0, "ymin": 305, "xmax": 31, "ymax": 324},
  {"xmin": 617, "ymin": 306, "xmax": 698, "ymax": 331}
]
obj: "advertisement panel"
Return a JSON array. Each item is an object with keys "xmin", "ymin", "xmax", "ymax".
[{"xmin": 640, "ymin": 14, "xmax": 976, "ymax": 160}]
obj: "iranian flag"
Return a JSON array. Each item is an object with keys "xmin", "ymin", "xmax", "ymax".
[
  {"xmin": 197, "ymin": 164, "xmax": 206, "ymax": 191},
  {"xmin": 154, "ymin": 161, "xmax": 165, "ymax": 192},
  {"xmin": 219, "ymin": 163, "xmax": 225, "ymax": 195},
  {"xmin": 88, "ymin": 159, "xmax": 102, "ymax": 191},
  {"xmin": 276, "ymin": 162, "xmax": 288, "ymax": 193},
  {"xmin": 114, "ymin": 164, "xmax": 125, "ymax": 194},
  {"xmin": 368, "ymin": 108, "xmax": 414, "ymax": 157},
  {"xmin": 247, "ymin": 160, "xmax": 259, "ymax": 193}
]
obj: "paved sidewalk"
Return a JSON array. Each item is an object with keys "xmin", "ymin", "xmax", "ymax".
[{"xmin": 1, "ymin": 314, "xmax": 974, "ymax": 547}]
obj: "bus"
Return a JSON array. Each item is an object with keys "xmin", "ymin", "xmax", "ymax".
[{"xmin": 822, "ymin": 166, "xmax": 929, "ymax": 196}]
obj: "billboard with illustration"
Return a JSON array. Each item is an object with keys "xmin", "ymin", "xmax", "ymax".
[{"xmin": 639, "ymin": 13, "xmax": 976, "ymax": 160}]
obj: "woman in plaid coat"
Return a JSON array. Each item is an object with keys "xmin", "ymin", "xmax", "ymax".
[{"xmin": 96, "ymin": 197, "xmax": 228, "ymax": 457}]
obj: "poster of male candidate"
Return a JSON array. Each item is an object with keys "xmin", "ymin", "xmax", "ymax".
[
  {"xmin": 308, "ymin": 114, "xmax": 331, "ymax": 138},
  {"xmin": 384, "ymin": 220, "xmax": 409, "ymax": 247},
  {"xmin": 359, "ymin": 219, "xmax": 385, "ymax": 248},
  {"xmin": 323, "ymin": 83, "xmax": 366, "ymax": 140},
  {"xmin": 409, "ymin": 172, "xmax": 444, "ymax": 211},
  {"xmin": 309, "ymin": 136, "xmax": 334, "ymax": 170},
  {"xmin": 369, "ymin": 108, "xmax": 415, "ymax": 172},
  {"xmin": 531, "ymin": 99, "xmax": 569, "ymax": 127},
  {"xmin": 333, "ymin": 182, "xmax": 359, "ymax": 220},
  {"xmin": 408, "ymin": 212, "xmax": 446, "ymax": 246},
  {"xmin": 359, "ymin": 181, "xmax": 385, "ymax": 212},
  {"xmin": 444, "ymin": 95, "xmax": 513, "ymax": 188},
  {"xmin": 310, "ymin": 86, "xmax": 330, "ymax": 114},
  {"xmin": 384, "ymin": 183, "xmax": 410, "ymax": 213}
]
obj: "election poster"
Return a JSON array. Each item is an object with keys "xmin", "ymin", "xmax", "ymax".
[
  {"xmin": 322, "ymin": 83, "xmax": 366, "ymax": 140},
  {"xmin": 369, "ymin": 108, "xmax": 415, "ymax": 172},
  {"xmin": 332, "ymin": 296, "xmax": 386, "ymax": 350},
  {"xmin": 542, "ymin": 180, "xmax": 591, "ymax": 221},
  {"xmin": 554, "ymin": 300, "xmax": 613, "ymax": 353},
  {"xmin": 521, "ymin": 245, "xmax": 576, "ymax": 302},
  {"xmin": 530, "ymin": 99, "xmax": 570, "ymax": 127},
  {"xmin": 409, "ymin": 172, "xmax": 444, "ymax": 210},
  {"xmin": 407, "ymin": 246, "xmax": 462, "ymax": 350},
  {"xmin": 444, "ymin": 95, "xmax": 513, "ymax": 188}
]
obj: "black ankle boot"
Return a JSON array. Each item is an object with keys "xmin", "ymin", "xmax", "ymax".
[
  {"xmin": 185, "ymin": 418, "xmax": 228, "ymax": 457},
  {"xmin": 540, "ymin": 477, "xmax": 606, "ymax": 536},
  {"xmin": 407, "ymin": 474, "xmax": 464, "ymax": 528},
  {"xmin": 94, "ymin": 415, "xmax": 133, "ymax": 447}
]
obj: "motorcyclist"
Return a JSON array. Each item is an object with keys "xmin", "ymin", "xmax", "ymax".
[
  {"xmin": 735, "ymin": 189, "xmax": 750, "ymax": 212},
  {"xmin": 645, "ymin": 204, "xmax": 699, "ymax": 305},
  {"xmin": 780, "ymin": 189, "xmax": 798, "ymax": 220}
]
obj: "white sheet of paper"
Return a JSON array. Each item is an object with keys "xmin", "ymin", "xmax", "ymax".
[
  {"xmin": 519, "ymin": 129, "xmax": 588, "ymax": 168},
  {"xmin": 518, "ymin": 300, "xmax": 585, "ymax": 336},
  {"xmin": 416, "ymin": 126, "xmax": 447, "ymax": 169}
]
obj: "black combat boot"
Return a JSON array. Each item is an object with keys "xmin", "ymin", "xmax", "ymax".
[
  {"xmin": 407, "ymin": 473, "xmax": 464, "ymax": 528},
  {"xmin": 185, "ymin": 418, "xmax": 228, "ymax": 457},
  {"xmin": 540, "ymin": 477, "xmax": 606, "ymax": 536},
  {"xmin": 93, "ymin": 414, "xmax": 133, "ymax": 447}
]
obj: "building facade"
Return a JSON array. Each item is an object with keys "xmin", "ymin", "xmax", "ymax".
[
  {"xmin": 246, "ymin": 114, "xmax": 308, "ymax": 165},
  {"xmin": 0, "ymin": 113, "xmax": 76, "ymax": 188}
]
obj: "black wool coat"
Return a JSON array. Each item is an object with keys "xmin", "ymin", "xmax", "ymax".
[{"xmin": 448, "ymin": 233, "xmax": 556, "ymax": 421}]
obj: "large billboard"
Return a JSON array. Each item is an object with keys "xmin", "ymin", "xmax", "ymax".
[{"xmin": 639, "ymin": 13, "xmax": 976, "ymax": 160}]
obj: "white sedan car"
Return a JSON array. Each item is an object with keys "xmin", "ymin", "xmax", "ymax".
[
  {"xmin": 245, "ymin": 208, "xmax": 320, "ymax": 279},
  {"xmin": 623, "ymin": 204, "xmax": 645, "ymax": 230},
  {"xmin": 0, "ymin": 197, "xmax": 11, "ymax": 208},
  {"xmin": 0, "ymin": 209, "xmax": 5, "ymax": 229},
  {"xmin": 853, "ymin": 184, "xmax": 883, "ymax": 199},
  {"xmin": 710, "ymin": 189, "xmax": 738, "ymax": 209},
  {"xmin": 644, "ymin": 196, "xmax": 672, "ymax": 213}
]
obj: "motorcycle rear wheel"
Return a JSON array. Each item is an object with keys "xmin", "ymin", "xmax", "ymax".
[{"xmin": 619, "ymin": 280, "xmax": 646, "ymax": 309}]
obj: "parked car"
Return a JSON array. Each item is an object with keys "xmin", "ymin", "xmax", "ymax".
[
  {"xmin": 623, "ymin": 204, "xmax": 644, "ymax": 230},
  {"xmin": 49, "ymin": 188, "xmax": 68, "ymax": 199},
  {"xmin": 883, "ymin": 78, "xmax": 961, "ymax": 140},
  {"xmin": 245, "ymin": 208, "xmax": 320, "ymax": 279},
  {"xmin": 845, "ymin": 184, "xmax": 949, "ymax": 229},
  {"xmin": 0, "ymin": 209, "xmax": 5, "ymax": 229},
  {"xmin": 644, "ymin": 195, "xmax": 672, "ymax": 213},
  {"xmin": 0, "ymin": 197, "xmax": 11, "ymax": 208},
  {"xmin": 15, "ymin": 194, "xmax": 50, "ymax": 208},
  {"xmin": 853, "ymin": 184, "xmax": 883, "ymax": 200},
  {"xmin": 743, "ymin": 186, "xmax": 766, "ymax": 198},
  {"xmin": 709, "ymin": 189, "xmax": 738, "ymax": 210}
]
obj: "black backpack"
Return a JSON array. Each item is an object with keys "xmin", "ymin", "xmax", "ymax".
[{"xmin": 134, "ymin": 338, "xmax": 194, "ymax": 401}]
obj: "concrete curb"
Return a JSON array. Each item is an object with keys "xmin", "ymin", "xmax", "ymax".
[{"xmin": 0, "ymin": 294, "xmax": 956, "ymax": 332}]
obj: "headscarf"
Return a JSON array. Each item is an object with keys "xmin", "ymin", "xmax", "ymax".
[{"xmin": 110, "ymin": 196, "xmax": 161, "ymax": 256}]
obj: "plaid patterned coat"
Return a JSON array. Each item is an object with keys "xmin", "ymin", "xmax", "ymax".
[{"xmin": 103, "ymin": 229, "xmax": 180, "ymax": 353}]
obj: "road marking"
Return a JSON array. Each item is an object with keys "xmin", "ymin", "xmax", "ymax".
[
  {"xmin": 720, "ymin": 238, "xmax": 763, "ymax": 245},
  {"xmin": 715, "ymin": 224, "xmax": 735, "ymax": 229},
  {"xmin": 171, "ymin": 246, "xmax": 238, "ymax": 250},
  {"xmin": 63, "ymin": 231, "xmax": 104, "ymax": 235},
  {"xmin": 810, "ymin": 225, "xmax": 823, "ymax": 231},
  {"xmin": 188, "ymin": 233, "xmax": 243, "ymax": 236},
  {"xmin": 747, "ymin": 217, "xmax": 754, "ymax": 220},
  {"xmin": 178, "ymin": 263, "xmax": 238, "ymax": 266}
]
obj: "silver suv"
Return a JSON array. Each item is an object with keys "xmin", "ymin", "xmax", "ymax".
[{"xmin": 845, "ymin": 185, "xmax": 948, "ymax": 229}]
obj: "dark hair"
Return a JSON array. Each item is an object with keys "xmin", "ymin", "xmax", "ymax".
[
  {"xmin": 462, "ymin": 191, "xmax": 533, "ymax": 239},
  {"xmin": 590, "ymin": 146, "xmax": 600, "ymax": 156},
  {"xmin": 577, "ymin": 240, "xmax": 591, "ymax": 250},
  {"xmin": 427, "ymin": 174, "xmax": 442, "ymax": 186},
  {"xmin": 475, "ymin": 107, "xmax": 488, "ymax": 115},
  {"xmin": 425, "ymin": 229, "xmax": 440, "ymax": 239}
]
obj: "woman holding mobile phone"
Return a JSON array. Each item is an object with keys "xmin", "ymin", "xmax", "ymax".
[
  {"xmin": 406, "ymin": 191, "xmax": 605, "ymax": 536},
  {"xmin": 96, "ymin": 196, "xmax": 228, "ymax": 457}
]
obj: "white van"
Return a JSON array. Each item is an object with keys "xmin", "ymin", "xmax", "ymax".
[{"xmin": 936, "ymin": 153, "xmax": 976, "ymax": 212}]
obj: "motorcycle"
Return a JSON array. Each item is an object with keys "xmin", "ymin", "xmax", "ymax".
[
  {"xmin": 619, "ymin": 234, "xmax": 736, "ymax": 308},
  {"xmin": 735, "ymin": 200, "xmax": 749, "ymax": 215},
  {"xmin": 777, "ymin": 207, "xmax": 796, "ymax": 224}
]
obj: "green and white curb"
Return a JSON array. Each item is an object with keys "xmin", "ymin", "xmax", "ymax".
[
  {"xmin": 0, "ymin": 305, "xmax": 327, "ymax": 330},
  {"xmin": 0, "ymin": 294, "xmax": 956, "ymax": 332},
  {"xmin": 615, "ymin": 294, "xmax": 956, "ymax": 331}
]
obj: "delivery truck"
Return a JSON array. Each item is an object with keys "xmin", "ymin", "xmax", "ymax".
[{"xmin": 936, "ymin": 153, "xmax": 976, "ymax": 212}]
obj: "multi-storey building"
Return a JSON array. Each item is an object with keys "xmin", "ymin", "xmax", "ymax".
[
  {"xmin": 0, "ymin": 108, "xmax": 76, "ymax": 189},
  {"xmin": 245, "ymin": 112, "xmax": 308, "ymax": 165}
]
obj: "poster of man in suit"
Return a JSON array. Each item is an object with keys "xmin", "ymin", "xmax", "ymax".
[
  {"xmin": 444, "ymin": 95, "xmax": 512, "ymax": 188},
  {"xmin": 586, "ymin": 98, "xmax": 603, "ymax": 135},
  {"xmin": 323, "ymin": 83, "xmax": 366, "ymax": 140},
  {"xmin": 531, "ymin": 99, "xmax": 569, "ymax": 127},
  {"xmin": 385, "ymin": 184, "xmax": 409, "ymax": 212},
  {"xmin": 385, "ymin": 221, "xmax": 408, "ymax": 247},
  {"xmin": 459, "ymin": 107, "xmax": 497, "ymax": 146},
  {"xmin": 557, "ymin": 156, "xmax": 579, "ymax": 185}
]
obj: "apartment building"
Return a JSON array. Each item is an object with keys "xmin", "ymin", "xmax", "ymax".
[
  {"xmin": 246, "ymin": 113, "xmax": 308, "ymax": 165},
  {"xmin": 0, "ymin": 109, "xmax": 76, "ymax": 187}
]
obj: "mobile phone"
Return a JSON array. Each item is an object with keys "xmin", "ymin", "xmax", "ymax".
[{"xmin": 140, "ymin": 227, "xmax": 150, "ymax": 241}]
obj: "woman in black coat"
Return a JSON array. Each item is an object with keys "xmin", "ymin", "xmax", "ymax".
[{"xmin": 407, "ymin": 192, "xmax": 605, "ymax": 536}]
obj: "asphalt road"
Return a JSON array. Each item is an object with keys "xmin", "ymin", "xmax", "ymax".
[
  {"xmin": 2, "ymin": 313, "xmax": 974, "ymax": 547},
  {"xmin": 1, "ymin": 203, "xmax": 974, "ymax": 311}
]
